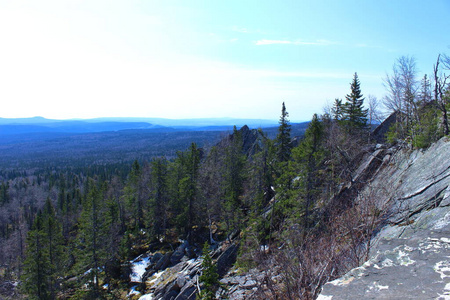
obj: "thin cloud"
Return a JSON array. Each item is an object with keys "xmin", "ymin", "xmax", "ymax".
[
  {"xmin": 255, "ymin": 39, "xmax": 336, "ymax": 46},
  {"xmin": 231, "ymin": 26, "xmax": 267, "ymax": 34},
  {"xmin": 232, "ymin": 26, "xmax": 249, "ymax": 33}
]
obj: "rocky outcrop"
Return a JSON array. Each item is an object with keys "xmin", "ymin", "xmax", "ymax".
[
  {"xmin": 216, "ymin": 125, "xmax": 264, "ymax": 157},
  {"xmin": 319, "ymin": 137, "xmax": 450, "ymax": 299},
  {"xmin": 217, "ymin": 268, "xmax": 268, "ymax": 299},
  {"xmin": 135, "ymin": 240, "xmax": 240, "ymax": 299},
  {"xmin": 371, "ymin": 111, "xmax": 401, "ymax": 144}
]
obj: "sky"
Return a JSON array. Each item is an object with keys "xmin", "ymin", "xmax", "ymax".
[{"xmin": 0, "ymin": 0, "xmax": 449, "ymax": 121}]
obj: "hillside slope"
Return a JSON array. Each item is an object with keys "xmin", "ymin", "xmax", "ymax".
[{"xmin": 319, "ymin": 137, "xmax": 450, "ymax": 299}]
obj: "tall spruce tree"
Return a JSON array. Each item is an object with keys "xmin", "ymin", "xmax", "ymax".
[
  {"xmin": 149, "ymin": 157, "xmax": 169, "ymax": 240},
  {"xmin": 123, "ymin": 160, "xmax": 143, "ymax": 231},
  {"xmin": 21, "ymin": 211, "xmax": 52, "ymax": 300},
  {"xmin": 222, "ymin": 126, "xmax": 246, "ymax": 238},
  {"xmin": 76, "ymin": 180, "xmax": 108, "ymax": 297},
  {"xmin": 41, "ymin": 198, "xmax": 64, "ymax": 298},
  {"xmin": 276, "ymin": 102, "xmax": 292, "ymax": 163},
  {"xmin": 198, "ymin": 242, "xmax": 219, "ymax": 300},
  {"xmin": 332, "ymin": 98, "xmax": 343, "ymax": 121},
  {"xmin": 342, "ymin": 73, "xmax": 368, "ymax": 130},
  {"xmin": 172, "ymin": 143, "xmax": 201, "ymax": 241},
  {"xmin": 223, "ymin": 126, "xmax": 246, "ymax": 210},
  {"xmin": 291, "ymin": 114, "xmax": 326, "ymax": 230},
  {"xmin": 21, "ymin": 200, "xmax": 65, "ymax": 300}
]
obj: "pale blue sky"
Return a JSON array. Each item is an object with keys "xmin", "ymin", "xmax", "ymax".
[{"xmin": 0, "ymin": 0, "xmax": 449, "ymax": 121}]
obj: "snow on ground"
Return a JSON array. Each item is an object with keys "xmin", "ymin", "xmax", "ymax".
[
  {"xmin": 130, "ymin": 255, "xmax": 151, "ymax": 282},
  {"xmin": 147, "ymin": 270, "xmax": 164, "ymax": 284},
  {"xmin": 128, "ymin": 285, "xmax": 140, "ymax": 297},
  {"xmin": 139, "ymin": 294, "xmax": 154, "ymax": 300}
]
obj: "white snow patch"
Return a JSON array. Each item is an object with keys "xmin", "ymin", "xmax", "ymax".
[
  {"xmin": 367, "ymin": 281, "xmax": 389, "ymax": 291},
  {"xmin": 139, "ymin": 294, "xmax": 154, "ymax": 300},
  {"xmin": 148, "ymin": 270, "xmax": 164, "ymax": 285},
  {"xmin": 128, "ymin": 285, "xmax": 140, "ymax": 296},
  {"xmin": 397, "ymin": 250, "xmax": 415, "ymax": 266},
  {"xmin": 437, "ymin": 282, "xmax": 450, "ymax": 300},
  {"xmin": 130, "ymin": 255, "xmax": 151, "ymax": 283},
  {"xmin": 403, "ymin": 245, "xmax": 415, "ymax": 251},
  {"xmin": 328, "ymin": 276, "xmax": 355, "ymax": 286},
  {"xmin": 434, "ymin": 212, "xmax": 450, "ymax": 230},
  {"xmin": 441, "ymin": 237, "xmax": 450, "ymax": 243},
  {"xmin": 317, "ymin": 295, "xmax": 333, "ymax": 300},
  {"xmin": 381, "ymin": 258, "xmax": 394, "ymax": 268},
  {"xmin": 435, "ymin": 261, "xmax": 450, "ymax": 280}
]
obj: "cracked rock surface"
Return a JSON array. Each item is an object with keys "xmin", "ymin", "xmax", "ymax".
[{"xmin": 320, "ymin": 137, "xmax": 450, "ymax": 300}]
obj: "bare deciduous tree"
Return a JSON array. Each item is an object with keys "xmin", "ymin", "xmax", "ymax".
[
  {"xmin": 383, "ymin": 56, "xmax": 419, "ymax": 139},
  {"xmin": 433, "ymin": 54, "xmax": 450, "ymax": 135},
  {"xmin": 367, "ymin": 94, "xmax": 384, "ymax": 125}
]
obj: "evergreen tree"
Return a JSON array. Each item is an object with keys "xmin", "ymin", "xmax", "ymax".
[
  {"xmin": 198, "ymin": 242, "xmax": 219, "ymax": 300},
  {"xmin": 41, "ymin": 198, "xmax": 64, "ymax": 298},
  {"xmin": 418, "ymin": 74, "xmax": 432, "ymax": 106},
  {"xmin": 291, "ymin": 114, "xmax": 326, "ymax": 230},
  {"xmin": 223, "ymin": 127, "xmax": 246, "ymax": 209},
  {"xmin": 171, "ymin": 143, "xmax": 201, "ymax": 241},
  {"xmin": 332, "ymin": 98, "xmax": 343, "ymax": 121},
  {"xmin": 342, "ymin": 73, "xmax": 368, "ymax": 129},
  {"xmin": 21, "ymin": 212, "xmax": 51, "ymax": 300},
  {"xmin": 276, "ymin": 102, "xmax": 292, "ymax": 163},
  {"xmin": 222, "ymin": 126, "xmax": 246, "ymax": 238},
  {"xmin": 76, "ymin": 180, "xmax": 108, "ymax": 297},
  {"xmin": 148, "ymin": 157, "xmax": 169, "ymax": 240},
  {"xmin": 123, "ymin": 160, "xmax": 143, "ymax": 231},
  {"xmin": 245, "ymin": 130, "xmax": 275, "ymax": 213}
]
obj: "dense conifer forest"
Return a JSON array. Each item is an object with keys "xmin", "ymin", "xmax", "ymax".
[{"xmin": 0, "ymin": 54, "xmax": 449, "ymax": 299}]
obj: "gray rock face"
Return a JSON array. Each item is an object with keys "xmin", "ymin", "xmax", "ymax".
[
  {"xmin": 138, "ymin": 240, "xmax": 240, "ymax": 299},
  {"xmin": 319, "ymin": 137, "xmax": 450, "ymax": 299},
  {"xmin": 319, "ymin": 228, "xmax": 450, "ymax": 299},
  {"xmin": 218, "ymin": 269, "xmax": 265, "ymax": 299}
]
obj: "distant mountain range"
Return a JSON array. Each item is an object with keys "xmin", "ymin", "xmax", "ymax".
[
  {"xmin": 0, "ymin": 116, "xmax": 279, "ymax": 129},
  {"xmin": 0, "ymin": 117, "xmax": 284, "ymax": 138},
  {"xmin": 0, "ymin": 116, "xmax": 310, "ymax": 168}
]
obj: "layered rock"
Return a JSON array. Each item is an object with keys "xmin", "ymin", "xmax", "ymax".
[
  {"xmin": 134, "ymin": 240, "xmax": 240, "ymax": 300},
  {"xmin": 320, "ymin": 137, "xmax": 450, "ymax": 299}
]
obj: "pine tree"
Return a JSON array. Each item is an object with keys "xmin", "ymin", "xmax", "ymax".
[
  {"xmin": 342, "ymin": 73, "xmax": 368, "ymax": 130},
  {"xmin": 276, "ymin": 102, "xmax": 292, "ymax": 163}
]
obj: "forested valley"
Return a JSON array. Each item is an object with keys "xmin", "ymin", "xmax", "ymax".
[{"xmin": 1, "ymin": 54, "xmax": 449, "ymax": 299}]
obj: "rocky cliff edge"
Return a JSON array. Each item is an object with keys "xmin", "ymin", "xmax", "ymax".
[{"xmin": 319, "ymin": 137, "xmax": 450, "ymax": 299}]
